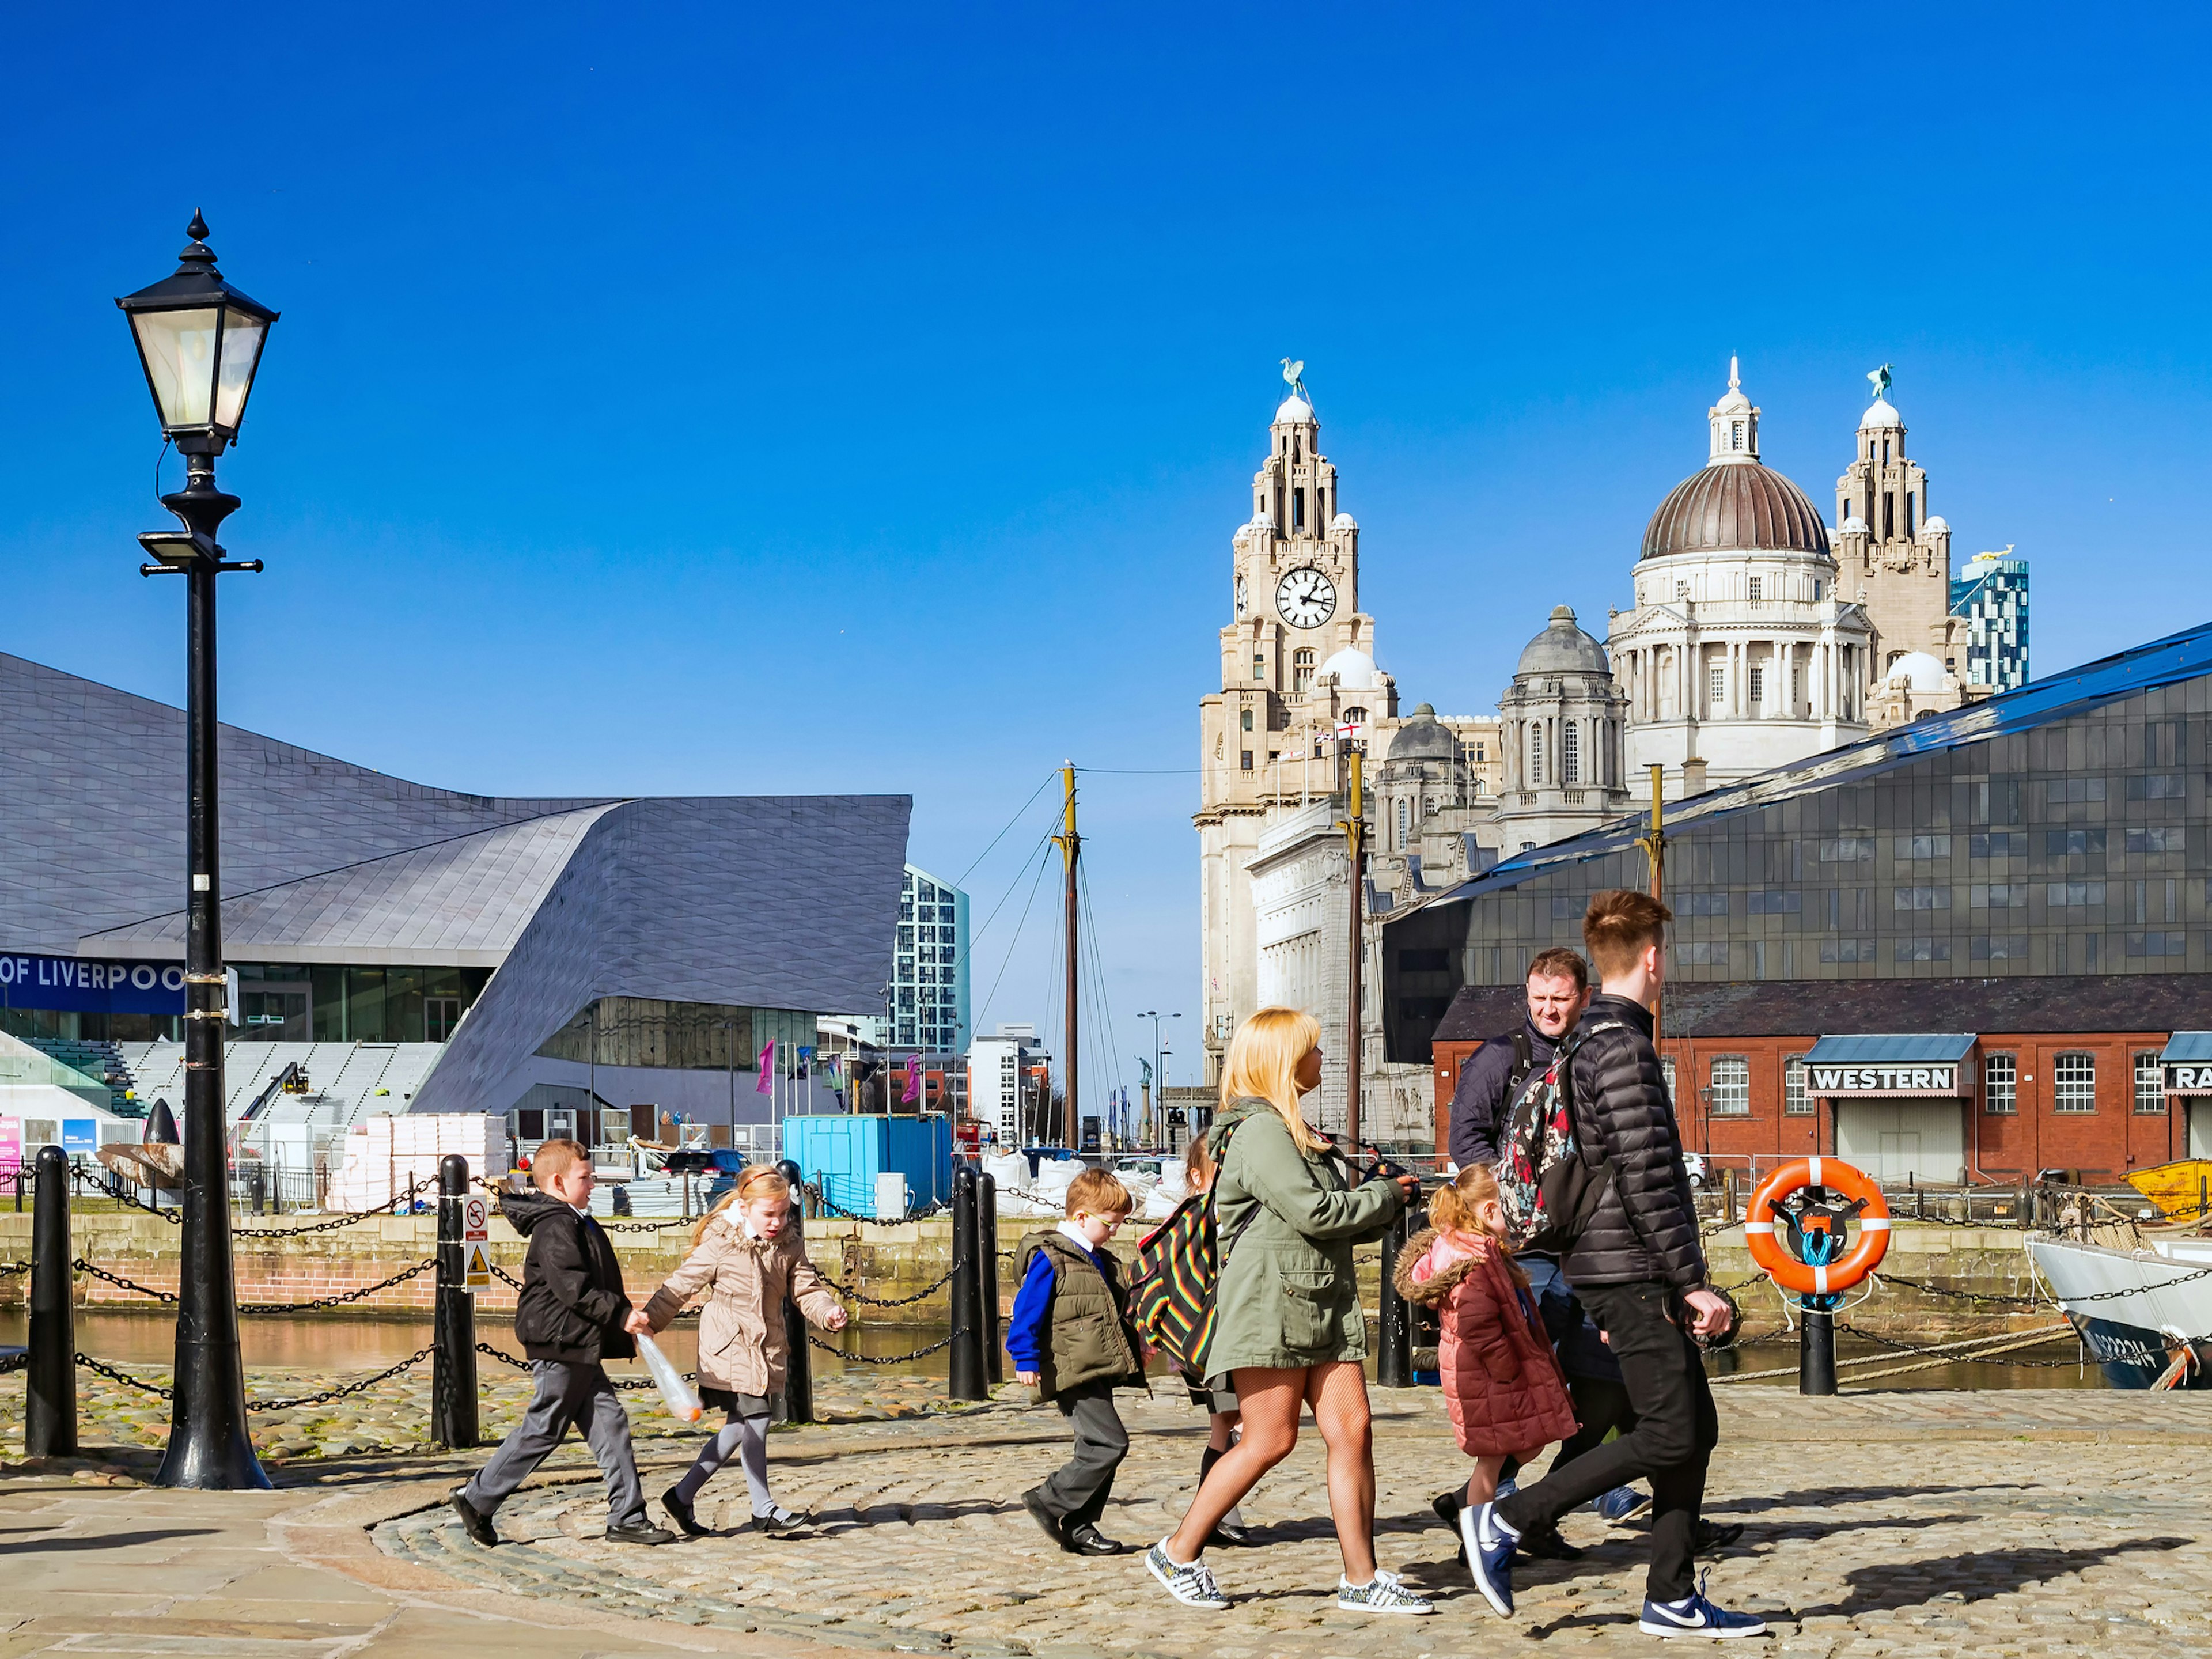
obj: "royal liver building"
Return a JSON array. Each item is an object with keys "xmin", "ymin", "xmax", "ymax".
[{"xmin": 1195, "ymin": 362, "xmax": 2022, "ymax": 1149}]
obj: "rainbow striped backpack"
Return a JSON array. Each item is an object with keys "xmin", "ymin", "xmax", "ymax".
[{"xmin": 1128, "ymin": 1131, "xmax": 1255, "ymax": 1376}]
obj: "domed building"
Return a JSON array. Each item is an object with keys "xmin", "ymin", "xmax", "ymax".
[
  {"xmin": 1607, "ymin": 361, "xmax": 1876, "ymax": 795},
  {"xmin": 1497, "ymin": 607, "xmax": 1631, "ymax": 849}
]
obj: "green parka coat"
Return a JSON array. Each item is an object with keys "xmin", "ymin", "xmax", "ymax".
[{"xmin": 1198, "ymin": 1097, "xmax": 1405, "ymax": 1375}]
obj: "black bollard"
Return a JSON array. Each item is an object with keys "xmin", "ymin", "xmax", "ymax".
[
  {"xmin": 1376, "ymin": 1196, "xmax": 1415, "ymax": 1388},
  {"xmin": 26, "ymin": 1147, "xmax": 76, "ymax": 1457},
  {"xmin": 1800, "ymin": 1301, "xmax": 1838, "ymax": 1396},
  {"xmin": 978, "ymin": 1169, "xmax": 1002, "ymax": 1385},
  {"xmin": 775, "ymin": 1159, "xmax": 812, "ymax": 1425},
  {"xmin": 433, "ymin": 1154, "xmax": 478, "ymax": 1449},
  {"xmin": 949, "ymin": 1162, "xmax": 987, "ymax": 1400}
]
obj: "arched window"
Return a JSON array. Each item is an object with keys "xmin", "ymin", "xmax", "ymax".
[
  {"xmin": 1397, "ymin": 800, "xmax": 1408, "ymax": 848},
  {"xmin": 1730, "ymin": 421, "xmax": 1744, "ymax": 450},
  {"xmin": 1562, "ymin": 721, "xmax": 1580, "ymax": 783},
  {"xmin": 1529, "ymin": 724, "xmax": 1546, "ymax": 784},
  {"xmin": 1292, "ymin": 647, "xmax": 1315, "ymax": 694}
]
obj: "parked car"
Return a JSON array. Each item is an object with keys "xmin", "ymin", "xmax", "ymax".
[{"xmin": 1683, "ymin": 1151, "xmax": 1707, "ymax": 1190}]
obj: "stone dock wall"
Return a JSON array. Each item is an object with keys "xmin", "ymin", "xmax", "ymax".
[{"xmin": 0, "ymin": 1210, "xmax": 2054, "ymax": 1339}]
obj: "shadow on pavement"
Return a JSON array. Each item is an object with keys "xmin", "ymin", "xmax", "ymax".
[
  {"xmin": 0, "ymin": 1528, "xmax": 219, "ymax": 1555},
  {"xmin": 1797, "ymin": 1537, "xmax": 2191, "ymax": 1617}
]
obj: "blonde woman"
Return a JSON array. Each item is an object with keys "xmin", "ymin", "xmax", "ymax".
[
  {"xmin": 638, "ymin": 1165, "xmax": 847, "ymax": 1536},
  {"xmin": 1145, "ymin": 1007, "xmax": 1427, "ymax": 1616}
]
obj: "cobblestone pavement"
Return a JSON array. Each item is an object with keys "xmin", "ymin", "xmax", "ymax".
[{"xmin": 362, "ymin": 1387, "xmax": 2212, "ymax": 1657}]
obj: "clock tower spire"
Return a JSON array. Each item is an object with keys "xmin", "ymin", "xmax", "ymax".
[{"xmin": 1195, "ymin": 369, "xmax": 1392, "ymax": 1086}]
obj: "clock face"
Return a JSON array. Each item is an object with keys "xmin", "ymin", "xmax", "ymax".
[{"xmin": 1276, "ymin": 566, "xmax": 1337, "ymax": 628}]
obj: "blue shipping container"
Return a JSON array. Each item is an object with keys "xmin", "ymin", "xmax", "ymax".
[{"xmin": 784, "ymin": 1115, "xmax": 953, "ymax": 1219}]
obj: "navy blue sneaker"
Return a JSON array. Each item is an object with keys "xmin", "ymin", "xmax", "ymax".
[
  {"xmin": 1463, "ymin": 1501, "xmax": 1518, "ymax": 1618},
  {"xmin": 1638, "ymin": 1574, "xmax": 1767, "ymax": 1639},
  {"xmin": 1596, "ymin": 1484, "xmax": 1652, "ymax": 1524}
]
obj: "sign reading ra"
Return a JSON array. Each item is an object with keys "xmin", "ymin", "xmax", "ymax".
[
  {"xmin": 0, "ymin": 952, "xmax": 187, "ymax": 1016},
  {"xmin": 2165, "ymin": 1064, "xmax": 2212, "ymax": 1095},
  {"xmin": 1810, "ymin": 1063, "xmax": 1961, "ymax": 1096}
]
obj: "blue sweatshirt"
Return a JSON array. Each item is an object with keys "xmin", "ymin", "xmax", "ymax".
[{"xmin": 1006, "ymin": 1224, "xmax": 1108, "ymax": 1370}]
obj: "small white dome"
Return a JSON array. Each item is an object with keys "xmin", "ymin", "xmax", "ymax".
[
  {"xmin": 1320, "ymin": 647, "xmax": 1378, "ymax": 691},
  {"xmin": 1839, "ymin": 514, "xmax": 1869, "ymax": 535},
  {"xmin": 1859, "ymin": 397, "xmax": 1902, "ymax": 430},
  {"xmin": 1922, "ymin": 514, "xmax": 1950, "ymax": 535},
  {"xmin": 1249, "ymin": 507, "xmax": 1275, "ymax": 530},
  {"xmin": 1887, "ymin": 650, "xmax": 1948, "ymax": 691},
  {"xmin": 1274, "ymin": 395, "xmax": 1315, "ymax": 425},
  {"xmin": 1331, "ymin": 512, "xmax": 1358, "ymax": 531}
]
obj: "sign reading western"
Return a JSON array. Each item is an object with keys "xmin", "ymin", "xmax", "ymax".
[
  {"xmin": 2165, "ymin": 1064, "xmax": 2212, "ymax": 1095},
  {"xmin": 1809, "ymin": 1063, "xmax": 1964, "ymax": 1096},
  {"xmin": 0, "ymin": 952, "xmax": 187, "ymax": 1016}
]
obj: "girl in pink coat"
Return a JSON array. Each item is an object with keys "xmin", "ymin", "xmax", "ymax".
[{"xmin": 1393, "ymin": 1165, "xmax": 1578, "ymax": 1548}]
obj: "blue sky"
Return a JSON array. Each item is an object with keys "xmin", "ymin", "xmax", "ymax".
[{"xmin": 7, "ymin": 5, "xmax": 2211, "ymax": 1103}]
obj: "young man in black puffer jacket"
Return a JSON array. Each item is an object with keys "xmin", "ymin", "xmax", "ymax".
[{"xmin": 1467, "ymin": 891, "xmax": 1764, "ymax": 1641}]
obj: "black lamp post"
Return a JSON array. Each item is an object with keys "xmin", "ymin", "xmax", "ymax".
[{"xmin": 117, "ymin": 213, "xmax": 277, "ymax": 1490}]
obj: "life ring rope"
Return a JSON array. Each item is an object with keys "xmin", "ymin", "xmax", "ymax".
[{"xmin": 1744, "ymin": 1157, "xmax": 1891, "ymax": 1296}]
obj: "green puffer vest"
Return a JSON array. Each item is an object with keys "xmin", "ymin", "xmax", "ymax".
[{"xmin": 1017, "ymin": 1229, "xmax": 1147, "ymax": 1399}]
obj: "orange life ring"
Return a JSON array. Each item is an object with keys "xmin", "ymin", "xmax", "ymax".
[{"xmin": 1743, "ymin": 1157, "xmax": 1891, "ymax": 1296}]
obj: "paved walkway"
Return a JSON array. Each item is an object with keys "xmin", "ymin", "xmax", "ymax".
[{"xmin": 0, "ymin": 1386, "xmax": 2205, "ymax": 1657}]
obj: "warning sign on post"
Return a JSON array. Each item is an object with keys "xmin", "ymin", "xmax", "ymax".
[
  {"xmin": 463, "ymin": 1196, "xmax": 488, "ymax": 1240},
  {"xmin": 465, "ymin": 1241, "xmax": 493, "ymax": 1291}
]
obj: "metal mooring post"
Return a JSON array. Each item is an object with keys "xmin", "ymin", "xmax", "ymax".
[
  {"xmin": 1376, "ymin": 1198, "xmax": 1416, "ymax": 1387},
  {"xmin": 775, "ymin": 1158, "xmax": 812, "ymax": 1424},
  {"xmin": 949, "ymin": 1162, "xmax": 987, "ymax": 1400},
  {"xmin": 978, "ymin": 1168, "xmax": 1003, "ymax": 1385},
  {"xmin": 432, "ymin": 1154, "xmax": 477, "ymax": 1449},
  {"xmin": 26, "ymin": 1146, "xmax": 77, "ymax": 1457}
]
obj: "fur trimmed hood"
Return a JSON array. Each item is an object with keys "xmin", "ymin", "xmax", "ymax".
[{"xmin": 1392, "ymin": 1225, "xmax": 1498, "ymax": 1306}]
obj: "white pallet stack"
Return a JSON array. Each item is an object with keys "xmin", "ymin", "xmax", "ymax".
[{"xmin": 323, "ymin": 1112, "xmax": 508, "ymax": 1211}]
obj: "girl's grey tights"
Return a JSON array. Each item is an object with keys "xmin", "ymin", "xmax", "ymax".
[{"xmin": 673, "ymin": 1411, "xmax": 775, "ymax": 1516}]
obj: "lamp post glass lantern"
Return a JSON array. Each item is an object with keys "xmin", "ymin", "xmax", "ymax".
[{"xmin": 117, "ymin": 213, "xmax": 276, "ymax": 1492}]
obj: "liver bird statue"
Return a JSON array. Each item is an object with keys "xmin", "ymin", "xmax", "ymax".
[{"xmin": 1281, "ymin": 358, "xmax": 1307, "ymax": 399}]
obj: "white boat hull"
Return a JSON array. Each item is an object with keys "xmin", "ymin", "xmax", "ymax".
[{"xmin": 2025, "ymin": 1232, "xmax": 2212, "ymax": 1389}]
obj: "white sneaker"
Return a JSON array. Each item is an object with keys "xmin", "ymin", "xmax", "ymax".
[
  {"xmin": 1146, "ymin": 1540, "xmax": 1230, "ymax": 1610},
  {"xmin": 1337, "ymin": 1569, "xmax": 1434, "ymax": 1614}
]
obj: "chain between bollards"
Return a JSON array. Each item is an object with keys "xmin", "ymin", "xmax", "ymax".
[{"xmin": 27, "ymin": 1146, "xmax": 76, "ymax": 1457}]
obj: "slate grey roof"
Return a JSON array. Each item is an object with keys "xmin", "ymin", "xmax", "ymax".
[{"xmin": 4, "ymin": 653, "xmax": 912, "ymax": 1120}]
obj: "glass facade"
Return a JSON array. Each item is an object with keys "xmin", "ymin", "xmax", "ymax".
[
  {"xmin": 535, "ymin": 999, "xmax": 816, "ymax": 1074},
  {"xmin": 0, "ymin": 961, "xmax": 492, "ymax": 1045},
  {"xmin": 1950, "ymin": 552, "xmax": 2030, "ymax": 691},
  {"xmin": 892, "ymin": 865, "xmax": 971, "ymax": 1053},
  {"xmin": 1450, "ymin": 679, "xmax": 2209, "ymax": 990}
]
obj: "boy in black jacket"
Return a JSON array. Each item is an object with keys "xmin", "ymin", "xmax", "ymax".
[{"xmin": 449, "ymin": 1139, "xmax": 672, "ymax": 1547}]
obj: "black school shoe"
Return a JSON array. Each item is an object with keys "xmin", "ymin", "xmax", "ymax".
[
  {"xmin": 749, "ymin": 1509, "xmax": 810, "ymax": 1536},
  {"xmin": 1066, "ymin": 1522, "xmax": 1127, "ymax": 1556},
  {"xmin": 1021, "ymin": 1487, "xmax": 1073, "ymax": 1552},
  {"xmin": 448, "ymin": 1487, "xmax": 499, "ymax": 1547},
  {"xmin": 662, "ymin": 1486, "xmax": 711, "ymax": 1538},
  {"xmin": 1695, "ymin": 1518, "xmax": 1745, "ymax": 1553},
  {"xmin": 1209, "ymin": 1517, "xmax": 1253, "ymax": 1548},
  {"xmin": 1433, "ymin": 1488, "xmax": 1578, "ymax": 1562},
  {"xmin": 605, "ymin": 1518, "xmax": 676, "ymax": 1545},
  {"xmin": 1432, "ymin": 1489, "xmax": 1465, "ymax": 1563}
]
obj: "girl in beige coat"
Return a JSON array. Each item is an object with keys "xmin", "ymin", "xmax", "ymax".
[{"xmin": 642, "ymin": 1165, "xmax": 846, "ymax": 1535}]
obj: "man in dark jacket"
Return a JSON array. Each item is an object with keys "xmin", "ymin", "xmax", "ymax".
[
  {"xmin": 1445, "ymin": 946, "xmax": 1588, "ymax": 1173},
  {"xmin": 449, "ymin": 1139, "xmax": 672, "ymax": 1548},
  {"xmin": 1467, "ymin": 892, "xmax": 1763, "ymax": 1639}
]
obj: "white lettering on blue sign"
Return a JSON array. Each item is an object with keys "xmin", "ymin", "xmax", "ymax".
[
  {"xmin": 1809, "ymin": 1063, "xmax": 1957, "ymax": 1094},
  {"xmin": 0, "ymin": 953, "xmax": 186, "ymax": 1014}
]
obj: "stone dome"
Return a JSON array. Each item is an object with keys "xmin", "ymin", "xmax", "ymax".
[
  {"xmin": 1859, "ymin": 397, "xmax": 1902, "ymax": 430},
  {"xmin": 1331, "ymin": 512, "xmax": 1358, "ymax": 531},
  {"xmin": 1641, "ymin": 463, "xmax": 1830, "ymax": 560},
  {"xmin": 1388, "ymin": 703, "xmax": 1458, "ymax": 762},
  {"xmin": 1923, "ymin": 514, "xmax": 1950, "ymax": 535},
  {"xmin": 1320, "ymin": 647, "xmax": 1379, "ymax": 691},
  {"xmin": 1516, "ymin": 605, "xmax": 1611, "ymax": 676},
  {"xmin": 1887, "ymin": 650, "xmax": 1949, "ymax": 691},
  {"xmin": 1275, "ymin": 395, "xmax": 1315, "ymax": 425}
]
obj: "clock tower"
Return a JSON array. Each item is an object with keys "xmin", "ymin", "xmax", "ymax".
[{"xmin": 1196, "ymin": 376, "xmax": 1393, "ymax": 1088}]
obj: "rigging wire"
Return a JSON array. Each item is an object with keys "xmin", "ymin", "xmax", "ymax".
[
  {"xmin": 974, "ymin": 838, "xmax": 1056, "ymax": 1031},
  {"xmin": 1076, "ymin": 858, "xmax": 1125, "ymax": 1101},
  {"xmin": 950, "ymin": 816, "xmax": 1062, "ymax": 975},
  {"xmin": 955, "ymin": 769, "xmax": 1061, "ymax": 888}
]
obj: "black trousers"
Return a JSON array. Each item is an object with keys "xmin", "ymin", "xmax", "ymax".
[
  {"xmin": 1501, "ymin": 1374, "xmax": 1635, "ymax": 1492},
  {"xmin": 1494, "ymin": 1281, "xmax": 1719, "ymax": 1602},
  {"xmin": 1033, "ymin": 1381, "xmax": 1128, "ymax": 1532}
]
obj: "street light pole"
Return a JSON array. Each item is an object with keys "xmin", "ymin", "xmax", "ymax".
[
  {"xmin": 1136, "ymin": 1010, "xmax": 1179, "ymax": 1146},
  {"xmin": 118, "ymin": 214, "xmax": 278, "ymax": 1491}
]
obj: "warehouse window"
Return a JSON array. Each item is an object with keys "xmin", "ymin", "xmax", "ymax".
[
  {"xmin": 2135, "ymin": 1052, "xmax": 2167, "ymax": 1114},
  {"xmin": 1983, "ymin": 1054, "xmax": 2017, "ymax": 1114},
  {"xmin": 1783, "ymin": 1056, "xmax": 1812, "ymax": 1115},
  {"xmin": 2052, "ymin": 1052, "xmax": 2096, "ymax": 1113},
  {"xmin": 1710, "ymin": 1056, "xmax": 1749, "ymax": 1117}
]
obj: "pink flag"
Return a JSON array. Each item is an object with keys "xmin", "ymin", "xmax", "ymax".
[
  {"xmin": 902, "ymin": 1063, "xmax": 921, "ymax": 1105},
  {"xmin": 756, "ymin": 1039, "xmax": 775, "ymax": 1093}
]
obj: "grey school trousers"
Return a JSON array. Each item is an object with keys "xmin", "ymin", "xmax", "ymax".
[
  {"xmin": 1033, "ymin": 1381, "xmax": 1128, "ymax": 1532},
  {"xmin": 462, "ymin": 1359, "xmax": 647, "ymax": 1526}
]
